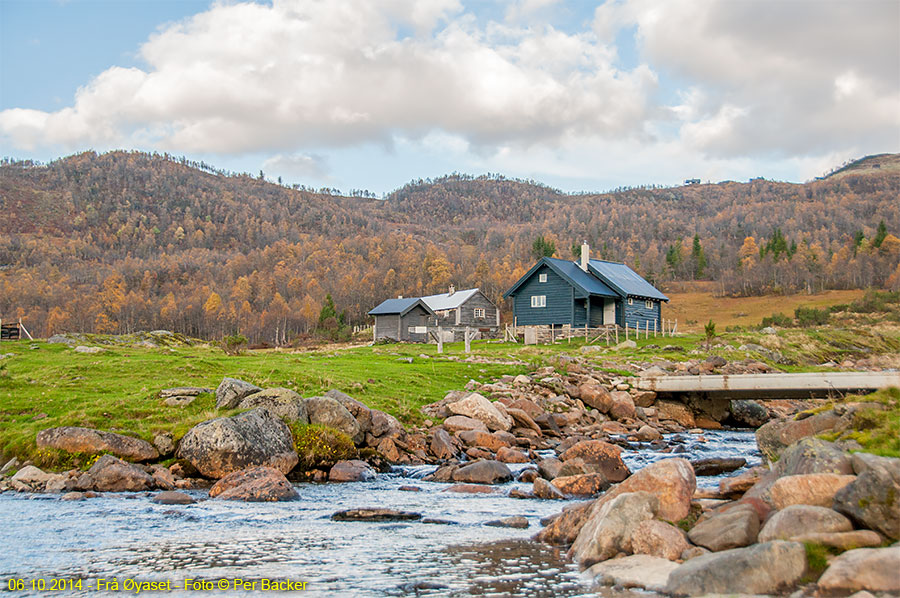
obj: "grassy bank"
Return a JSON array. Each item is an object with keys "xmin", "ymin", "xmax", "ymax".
[{"xmin": 1, "ymin": 318, "xmax": 898, "ymax": 465}]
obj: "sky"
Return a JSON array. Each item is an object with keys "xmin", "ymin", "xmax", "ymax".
[{"xmin": 1, "ymin": 0, "xmax": 898, "ymax": 195}]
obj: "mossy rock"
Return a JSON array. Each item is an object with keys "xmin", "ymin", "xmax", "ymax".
[{"xmin": 290, "ymin": 423, "xmax": 357, "ymax": 471}]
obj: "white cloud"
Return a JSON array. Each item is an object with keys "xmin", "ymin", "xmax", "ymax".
[{"xmin": 262, "ymin": 153, "xmax": 330, "ymax": 180}]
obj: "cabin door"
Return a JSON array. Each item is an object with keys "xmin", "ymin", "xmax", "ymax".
[{"xmin": 603, "ymin": 299, "xmax": 615, "ymax": 325}]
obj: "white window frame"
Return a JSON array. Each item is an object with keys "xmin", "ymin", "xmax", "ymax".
[
  {"xmin": 645, "ymin": 300, "xmax": 653, "ymax": 309},
  {"xmin": 539, "ymin": 273, "xmax": 547, "ymax": 283},
  {"xmin": 473, "ymin": 307, "xmax": 485, "ymax": 318},
  {"xmin": 531, "ymin": 295, "xmax": 546, "ymax": 308},
  {"xmin": 627, "ymin": 298, "xmax": 633, "ymax": 306}
]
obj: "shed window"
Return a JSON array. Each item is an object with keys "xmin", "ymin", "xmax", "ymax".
[
  {"xmin": 474, "ymin": 308, "xmax": 486, "ymax": 318},
  {"xmin": 539, "ymin": 273, "xmax": 547, "ymax": 283},
  {"xmin": 531, "ymin": 295, "xmax": 546, "ymax": 308},
  {"xmin": 645, "ymin": 300, "xmax": 653, "ymax": 309},
  {"xmin": 628, "ymin": 298, "xmax": 633, "ymax": 306}
]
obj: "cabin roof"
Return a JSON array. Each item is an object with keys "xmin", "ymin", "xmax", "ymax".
[
  {"xmin": 588, "ymin": 259, "xmax": 669, "ymax": 301},
  {"xmin": 503, "ymin": 257, "xmax": 619, "ymax": 299},
  {"xmin": 367, "ymin": 297, "xmax": 435, "ymax": 317},
  {"xmin": 420, "ymin": 288, "xmax": 481, "ymax": 311}
]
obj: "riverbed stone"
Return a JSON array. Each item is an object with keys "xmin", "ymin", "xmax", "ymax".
[
  {"xmin": 445, "ymin": 483, "xmax": 496, "ymax": 494},
  {"xmin": 578, "ymin": 381, "xmax": 613, "ymax": 413},
  {"xmin": 485, "ymin": 516, "xmax": 529, "ymax": 528},
  {"xmin": 533, "ymin": 477, "xmax": 566, "ymax": 499},
  {"xmin": 368, "ymin": 409, "xmax": 405, "ymax": 439},
  {"xmin": 239, "ymin": 388, "xmax": 308, "ymax": 422},
  {"xmin": 817, "ymin": 546, "xmax": 900, "ymax": 595},
  {"xmin": 77, "ymin": 455, "xmax": 154, "ymax": 492},
  {"xmin": 756, "ymin": 412, "xmax": 844, "ymax": 462},
  {"xmin": 496, "ymin": 446, "xmax": 529, "ymax": 463},
  {"xmin": 769, "ymin": 473, "xmax": 856, "ymax": 509},
  {"xmin": 729, "ymin": 399, "xmax": 769, "ymax": 427},
  {"xmin": 690, "ymin": 457, "xmax": 746, "ymax": 476},
  {"xmin": 446, "ymin": 393, "xmax": 513, "ymax": 431},
  {"xmin": 633, "ymin": 425, "xmax": 662, "ymax": 442},
  {"xmin": 586, "ymin": 554, "xmax": 679, "ymax": 593},
  {"xmin": 790, "ymin": 530, "xmax": 884, "ymax": 551},
  {"xmin": 152, "ymin": 491, "xmax": 196, "ymax": 505},
  {"xmin": 451, "ymin": 460, "xmax": 512, "ymax": 485},
  {"xmin": 457, "ymin": 430, "xmax": 510, "ymax": 452},
  {"xmin": 630, "ymin": 519, "xmax": 690, "ymax": 561},
  {"xmin": 688, "ymin": 503, "xmax": 760, "ymax": 551},
  {"xmin": 176, "ymin": 408, "xmax": 299, "ymax": 479},
  {"xmin": 324, "ymin": 389, "xmax": 373, "ymax": 434},
  {"xmin": 666, "ymin": 541, "xmax": 806, "ymax": 596},
  {"xmin": 833, "ymin": 457, "xmax": 900, "ymax": 540},
  {"xmin": 559, "ymin": 440, "xmax": 630, "ymax": 483},
  {"xmin": 215, "ymin": 377, "xmax": 262, "ymax": 409},
  {"xmin": 36, "ymin": 427, "xmax": 158, "ymax": 462},
  {"xmin": 328, "ymin": 460, "xmax": 375, "ymax": 482},
  {"xmin": 774, "ymin": 437, "xmax": 853, "ymax": 476},
  {"xmin": 758, "ymin": 505, "xmax": 853, "ymax": 542},
  {"xmin": 429, "ymin": 428, "xmax": 457, "ymax": 460},
  {"xmin": 568, "ymin": 491, "xmax": 659, "ymax": 567},
  {"xmin": 304, "ymin": 396, "xmax": 363, "ymax": 444},
  {"xmin": 209, "ymin": 466, "xmax": 298, "ymax": 501},
  {"xmin": 331, "ymin": 508, "xmax": 421, "ymax": 522},
  {"xmin": 656, "ymin": 400, "xmax": 695, "ymax": 428},
  {"xmin": 551, "ymin": 473, "xmax": 610, "ymax": 497}
]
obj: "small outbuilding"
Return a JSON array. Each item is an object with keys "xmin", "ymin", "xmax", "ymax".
[
  {"xmin": 368, "ymin": 297, "xmax": 436, "ymax": 342},
  {"xmin": 421, "ymin": 286, "xmax": 500, "ymax": 341}
]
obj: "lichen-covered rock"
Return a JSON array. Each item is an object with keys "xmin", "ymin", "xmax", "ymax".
[
  {"xmin": 239, "ymin": 388, "xmax": 308, "ymax": 422},
  {"xmin": 833, "ymin": 456, "xmax": 900, "ymax": 540},
  {"xmin": 559, "ymin": 440, "xmax": 630, "ymax": 483},
  {"xmin": 568, "ymin": 491, "xmax": 659, "ymax": 567},
  {"xmin": 756, "ymin": 413, "xmax": 844, "ymax": 462},
  {"xmin": 758, "ymin": 505, "xmax": 853, "ymax": 542},
  {"xmin": 688, "ymin": 503, "xmax": 760, "ymax": 551},
  {"xmin": 729, "ymin": 399, "xmax": 769, "ymax": 427},
  {"xmin": 76, "ymin": 455, "xmax": 154, "ymax": 492},
  {"xmin": 817, "ymin": 546, "xmax": 900, "ymax": 594},
  {"xmin": 769, "ymin": 473, "xmax": 856, "ymax": 509},
  {"xmin": 630, "ymin": 519, "xmax": 690, "ymax": 561},
  {"xmin": 666, "ymin": 541, "xmax": 806, "ymax": 596},
  {"xmin": 303, "ymin": 396, "xmax": 362, "ymax": 444},
  {"xmin": 533, "ymin": 477, "xmax": 566, "ymax": 499},
  {"xmin": 551, "ymin": 473, "xmax": 611, "ymax": 497},
  {"xmin": 176, "ymin": 408, "xmax": 299, "ymax": 479},
  {"xmin": 215, "ymin": 377, "xmax": 262, "ymax": 409},
  {"xmin": 451, "ymin": 460, "xmax": 512, "ymax": 485},
  {"xmin": 324, "ymin": 389, "xmax": 373, "ymax": 434},
  {"xmin": 578, "ymin": 381, "xmax": 613, "ymax": 413},
  {"xmin": 36, "ymin": 427, "xmax": 158, "ymax": 462},
  {"xmin": 328, "ymin": 460, "xmax": 375, "ymax": 482},
  {"xmin": 774, "ymin": 437, "xmax": 853, "ymax": 477},
  {"xmin": 209, "ymin": 466, "xmax": 298, "ymax": 501}
]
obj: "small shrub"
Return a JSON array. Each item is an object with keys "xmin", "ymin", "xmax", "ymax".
[
  {"xmin": 290, "ymin": 423, "xmax": 357, "ymax": 471},
  {"xmin": 704, "ymin": 320, "xmax": 716, "ymax": 349},
  {"xmin": 761, "ymin": 312, "xmax": 792, "ymax": 328},
  {"xmin": 221, "ymin": 333, "xmax": 248, "ymax": 355},
  {"xmin": 795, "ymin": 306, "xmax": 830, "ymax": 327},
  {"xmin": 802, "ymin": 542, "xmax": 839, "ymax": 583}
]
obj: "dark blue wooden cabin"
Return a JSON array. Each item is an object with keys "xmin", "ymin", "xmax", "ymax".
[{"xmin": 503, "ymin": 246, "xmax": 668, "ymax": 330}]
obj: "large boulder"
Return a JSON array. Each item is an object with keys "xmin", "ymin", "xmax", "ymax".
[
  {"xmin": 833, "ymin": 454, "xmax": 900, "ymax": 540},
  {"xmin": 76, "ymin": 455, "xmax": 154, "ymax": 492},
  {"xmin": 215, "ymin": 377, "xmax": 262, "ymax": 409},
  {"xmin": 578, "ymin": 381, "xmax": 613, "ymax": 413},
  {"xmin": 568, "ymin": 491, "xmax": 659, "ymax": 567},
  {"xmin": 36, "ymin": 427, "xmax": 158, "ymax": 462},
  {"xmin": 456, "ymin": 430, "xmax": 510, "ymax": 452},
  {"xmin": 10, "ymin": 465, "xmax": 69, "ymax": 493},
  {"xmin": 656, "ymin": 401, "xmax": 695, "ymax": 428},
  {"xmin": 630, "ymin": 519, "xmax": 690, "ymax": 561},
  {"xmin": 758, "ymin": 505, "xmax": 853, "ymax": 542},
  {"xmin": 303, "ymin": 396, "xmax": 363, "ymax": 444},
  {"xmin": 239, "ymin": 388, "xmax": 308, "ymax": 422},
  {"xmin": 559, "ymin": 440, "xmax": 630, "ymax": 483},
  {"xmin": 533, "ymin": 477, "xmax": 566, "ymax": 500},
  {"xmin": 729, "ymin": 399, "xmax": 769, "ymax": 427},
  {"xmin": 666, "ymin": 541, "xmax": 806, "ymax": 596},
  {"xmin": 451, "ymin": 460, "xmax": 512, "ymax": 485},
  {"xmin": 769, "ymin": 473, "xmax": 856, "ymax": 509},
  {"xmin": 324, "ymin": 390, "xmax": 373, "ymax": 434},
  {"xmin": 442, "ymin": 415, "xmax": 488, "ymax": 434},
  {"xmin": 446, "ymin": 393, "xmax": 512, "ymax": 431},
  {"xmin": 756, "ymin": 412, "xmax": 844, "ymax": 462},
  {"xmin": 789, "ymin": 530, "xmax": 883, "ymax": 551},
  {"xmin": 535, "ymin": 457, "xmax": 695, "ymax": 546},
  {"xmin": 429, "ymin": 428, "xmax": 458, "ymax": 460},
  {"xmin": 209, "ymin": 466, "xmax": 298, "ymax": 501},
  {"xmin": 551, "ymin": 473, "xmax": 611, "ymax": 497},
  {"xmin": 817, "ymin": 546, "xmax": 900, "ymax": 595},
  {"xmin": 688, "ymin": 503, "xmax": 760, "ymax": 551},
  {"xmin": 368, "ymin": 409, "xmax": 405, "ymax": 439},
  {"xmin": 176, "ymin": 408, "xmax": 299, "ymax": 478},
  {"xmin": 586, "ymin": 554, "xmax": 679, "ymax": 593},
  {"xmin": 608, "ymin": 391, "xmax": 636, "ymax": 420},
  {"xmin": 774, "ymin": 437, "xmax": 853, "ymax": 476}
]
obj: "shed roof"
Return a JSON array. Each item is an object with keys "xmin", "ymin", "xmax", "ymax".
[
  {"xmin": 588, "ymin": 260, "xmax": 669, "ymax": 301},
  {"xmin": 420, "ymin": 288, "xmax": 481, "ymax": 311},
  {"xmin": 367, "ymin": 297, "xmax": 435, "ymax": 316},
  {"xmin": 503, "ymin": 257, "xmax": 619, "ymax": 299}
]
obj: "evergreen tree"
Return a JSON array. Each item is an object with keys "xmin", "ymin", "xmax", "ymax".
[
  {"xmin": 691, "ymin": 234, "xmax": 707, "ymax": 278},
  {"xmin": 531, "ymin": 235, "xmax": 556, "ymax": 259},
  {"xmin": 873, "ymin": 220, "xmax": 888, "ymax": 248}
]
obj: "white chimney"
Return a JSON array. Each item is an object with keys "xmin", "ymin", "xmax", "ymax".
[
  {"xmin": 448, "ymin": 284, "xmax": 455, "ymax": 296},
  {"xmin": 398, "ymin": 295, "xmax": 403, "ymax": 299},
  {"xmin": 580, "ymin": 241, "xmax": 590, "ymax": 271}
]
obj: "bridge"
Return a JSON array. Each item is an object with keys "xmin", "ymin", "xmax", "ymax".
[{"xmin": 635, "ymin": 371, "xmax": 900, "ymax": 400}]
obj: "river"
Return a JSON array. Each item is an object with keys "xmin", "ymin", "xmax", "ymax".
[{"xmin": 0, "ymin": 430, "xmax": 760, "ymax": 597}]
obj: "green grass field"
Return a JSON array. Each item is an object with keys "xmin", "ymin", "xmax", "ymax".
[{"xmin": 1, "ymin": 319, "xmax": 898, "ymax": 466}]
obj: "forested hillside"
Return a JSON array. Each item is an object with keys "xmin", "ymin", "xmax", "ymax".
[{"xmin": 1, "ymin": 151, "xmax": 898, "ymax": 342}]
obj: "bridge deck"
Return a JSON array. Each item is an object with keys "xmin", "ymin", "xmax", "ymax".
[{"xmin": 635, "ymin": 371, "xmax": 900, "ymax": 400}]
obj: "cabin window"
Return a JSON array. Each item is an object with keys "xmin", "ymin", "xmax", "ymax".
[
  {"xmin": 531, "ymin": 295, "xmax": 546, "ymax": 308},
  {"xmin": 627, "ymin": 298, "xmax": 633, "ymax": 306},
  {"xmin": 539, "ymin": 273, "xmax": 547, "ymax": 283},
  {"xmin": 473, "ymin": 308, "xmax": 485, "ymax": 318},
  {"xmin": 645, "ymin": 300, "xmax": 653, "ymax": 309}
]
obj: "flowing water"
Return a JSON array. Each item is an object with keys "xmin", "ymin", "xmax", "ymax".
[{"xmin": 0, "ymin": 431, "xmax": 761, "ymax": 597}]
